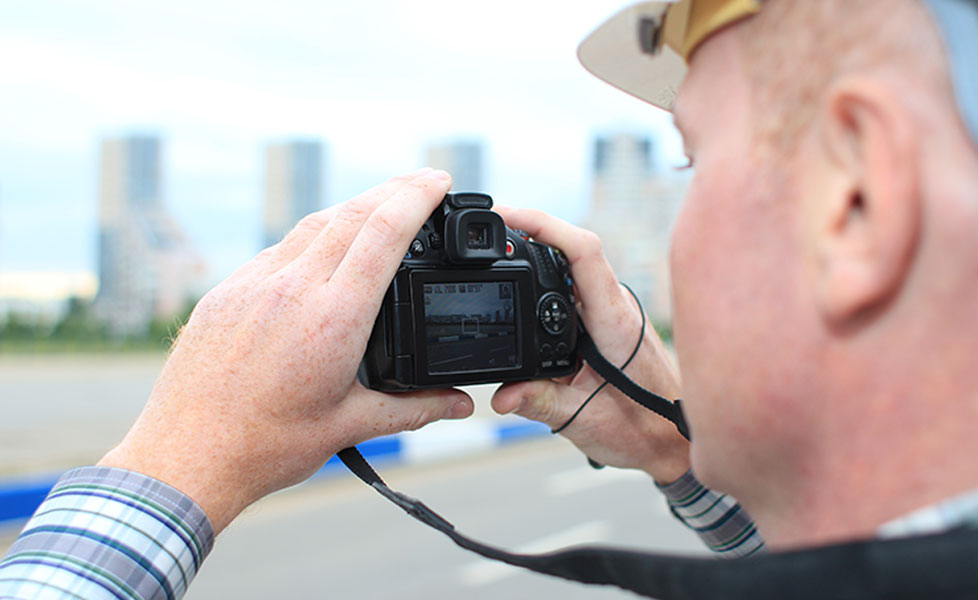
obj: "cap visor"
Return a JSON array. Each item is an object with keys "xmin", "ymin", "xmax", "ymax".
[{"xmin": 578, "ymin": 1, "xmax": 687, "ymax": 110}]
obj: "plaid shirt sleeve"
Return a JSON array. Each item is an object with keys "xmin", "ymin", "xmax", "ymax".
[
  {"xmin": 657, "ymin": 469, "xmax": 765, "ymax": 558},
  {"xmin": 0, "ymin": 466, "xmax": 214, "ymax": 600}
]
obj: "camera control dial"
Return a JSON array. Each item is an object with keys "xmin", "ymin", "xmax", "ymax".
[{"xmin": 538, "ymin": 292, "xmax": 572, "ymax": 336}]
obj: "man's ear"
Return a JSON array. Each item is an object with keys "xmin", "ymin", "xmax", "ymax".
[{"xmin": 805, "ymin": 79, "xmax": 921, "ymax": 327}]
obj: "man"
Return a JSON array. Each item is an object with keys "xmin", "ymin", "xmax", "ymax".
[
  {"xmin": 498, "ymin": 0, "xmax": 978, "ymax": 550},
  {"xmin": 3, "ymin": 0, "xmax": 978, "ymax": 597}
]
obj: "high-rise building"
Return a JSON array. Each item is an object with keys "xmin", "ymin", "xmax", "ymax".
[
  {"xmin": 94, "ymin": 135, "xmax": 207, "ymax": 336},
  {"xmin": 586, "ymin": 132, "xmax": 688, "ymax": 323},
  {"xmin": 263, "ymin": 140, "xmax": 324, "ymax": 248},
  {"xmin": 425, "ymin": 140, "xmax": 484, "ymax": 191}
]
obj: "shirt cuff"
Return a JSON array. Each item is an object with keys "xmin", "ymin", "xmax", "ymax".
[
  {"xmin": 657, "ymin": 469, "xmax": 765, "ymax": 558},
  {"xmin": 0, "ymin": 466, "xmax": 215, "ymax": 600}
]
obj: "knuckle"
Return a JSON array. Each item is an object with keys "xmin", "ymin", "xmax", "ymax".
[
  {"xmin": 185, "ymin": 284, "xmax": 236, "ymax": 330},
  {"xmin": 390, "ymin": 172, "xmax": 419, "ymax": 186},
  {"xmin": 334, "ymin": 198, "xmax": 373, "ymax": 228},
  {"xmin": 365, "ymin": 208, "xmax": 402, "ymax": 246},
  {"xmin": 404, "ymin": 173, "xmax": 447, "ymax": 197},
  {"xmin": 402, "ymin": 414, "xmax": 429, "ymax": 432},
  {"xmin": 294, "ymin": 209, "xmax": 331, "ymax": 233},
  {"xmin": 397, "ymin": 403, "xmax": 442, "ymax": 432},
  {"xmin": 517, "ymin": 386, "xmax": 560, "ymax": 425},
  {"xmin": 578, "ymin": 229, "xmax": 605, "ymax": 260},
  {"xmin": 255, "ymin": 245, "xmax": 278, "ymax": 261}
]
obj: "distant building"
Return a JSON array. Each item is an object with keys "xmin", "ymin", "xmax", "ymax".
[
  {"xmin": 585, "ymin": 132, "xmax": 688, "ymax": 323},
  {"xmin": 94, "ymin": 135, "xmax": 207, "ymax": 336},
  {"xmin": 263, "ymin": 140, "xmax": 324, "ymax": 248},
  {"xmin": 425, "ymin": 140, "xmax": 484, "ymax": 191}
]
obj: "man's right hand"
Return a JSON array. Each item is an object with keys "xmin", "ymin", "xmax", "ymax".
[
  {"xmin": 99, "ymin": 169, "xmax": 474, "ymax": 533},
  {"xmin": 491, "ymin": 207, "xmax": 691, "ymax": 484}
]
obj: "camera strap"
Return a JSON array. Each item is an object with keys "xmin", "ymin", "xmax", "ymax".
[
  {"xmin": 337, "ymin": 445, "xmax": 978, "ymax": 599},
  {"xmin": 576, "ymin": 329, "xmax": 691, "ymax": 440}
]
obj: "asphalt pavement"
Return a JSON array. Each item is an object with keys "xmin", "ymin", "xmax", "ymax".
[
  {"xmin": 0, "ymin": 354, "xmax": 165, "ymax": 477},
  {"xmin": 0, "ymin": 355, "xmax": 708, "ymax": 599},
  {"xmin": 183, "ymin": 437, "xmax": 706, "ymax": 600}
]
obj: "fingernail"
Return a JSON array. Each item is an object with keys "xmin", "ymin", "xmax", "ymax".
[{"xmin": 425, "ymin": 169, "xmax": 451, "ymax": 181}]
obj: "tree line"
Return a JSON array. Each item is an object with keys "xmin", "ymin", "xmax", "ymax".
[{"xmin": 0, "ymin": 297, "xmax": 195, "ymax": 353}]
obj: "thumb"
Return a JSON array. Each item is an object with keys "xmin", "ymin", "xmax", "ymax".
[
  {"xmin": 355, "ymin": 387, "xmax": 474, "ymax": 438},
  {"xmin": 491, "ymin": 380, "xmax": 564, "ymax": 429}
]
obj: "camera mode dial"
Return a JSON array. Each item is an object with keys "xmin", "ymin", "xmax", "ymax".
[{"xmin": 538, "ymin": 292, "xmax": 571, "ymax": 336}]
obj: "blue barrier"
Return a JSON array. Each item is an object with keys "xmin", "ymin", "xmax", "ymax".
[
  {"xmin": 0, "ymin": 474, "xmax": 62, "ymax": 527},
  {"xmin": 0, "ymin": 420, "xmax": 547, "ymax": 529},
  {"xmin": 497, "ymin": 421, "xmax": 550, "ymax": 444},
  {"xmin": 316, "ymin": 434, "xmax": 403, "ymax": 475}
]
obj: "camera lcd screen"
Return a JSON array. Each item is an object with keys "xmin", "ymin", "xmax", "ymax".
[{"xmin": 423, "ymin": 281, "xmax": 519, "ymax": 374}]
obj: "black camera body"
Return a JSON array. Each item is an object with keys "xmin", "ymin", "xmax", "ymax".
[{"xmin": 359, "ymin": 192, "xmax": 579, "ymax": 391}]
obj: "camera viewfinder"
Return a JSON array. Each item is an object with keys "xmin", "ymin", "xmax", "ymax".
[{"xmin": 467, "ymin": 224, "xmax": 492, "ymax": 249}]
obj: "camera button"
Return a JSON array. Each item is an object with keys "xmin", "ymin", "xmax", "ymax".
[
  {"xmin": 539, "ymin": 344, "xmax": 555, "ymax": 361},
  {"xmin": 538, "ymin": 293, "xmax": 571, "ymax": 336},
  {"xmin": 505, "ymin": 238, "xmax": 516, "ymax": 258},
  {"xmin": 409, "ymin": 239, "xmax": 425, "ymax": 257},
  {"xmin": 556, "ymin": 342, "xmax": 570, "ymax": 359},
  {"xmin": 554, "ymin": 249, "xmax": 569, "ymax": 270},
  {"xmin": 428, "ymin": 233, "xmax": 443, "ymax": 249}
]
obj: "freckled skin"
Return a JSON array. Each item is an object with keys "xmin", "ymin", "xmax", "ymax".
[{"xmin": 98, "ymin": 170, "xmax": 475, "ymax": 533}]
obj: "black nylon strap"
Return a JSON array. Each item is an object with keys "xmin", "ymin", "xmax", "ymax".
[
  {"xmin": 578, "ymin": 330, "xmax": 691, "ymax": 440},
  {"xmin": 338, "ymin": 446, "xmax": 978, "ymax": 599}
]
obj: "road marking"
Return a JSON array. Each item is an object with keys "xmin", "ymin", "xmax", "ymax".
[
  {"xmin": 458, "ymin": 521, "xmax": 612, "ymax": 587},
  {"xmin": 545, "ymin": 466, "xmax": 649, "ymax": 497}
]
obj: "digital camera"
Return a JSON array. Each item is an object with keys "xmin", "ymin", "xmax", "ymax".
[{"xmin": 359, "ymin": 192, "xmax": 579, "ymax": 391}]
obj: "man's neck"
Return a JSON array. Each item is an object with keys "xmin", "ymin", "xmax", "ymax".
[
  {"xmin": 756, "ymin": 439, "xmax": 978, "ymax": 549},
  {"xmin": 752, "ymin": 360, "xmax": 978, "ymax": 549}
]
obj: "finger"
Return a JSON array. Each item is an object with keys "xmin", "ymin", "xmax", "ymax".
[
  {"xmin": 346, "ymin": 386, "xmax": 474, "ymax": 441},
  {"xmin": 262, "ymin": 208, "xmax": 338, "ymax": 267},
  {"xmin": 218, "ymin": 211, "xmax": 335, "ymax": 287},
  {"xmin": 491, "ymin": 380, "xmax": 532, "ymax": 415},
  {"xmin": 491, "ymin": 379, "xmax": 567, "ymax": 430},
  {"xmin": 496, "ymin": 206, "xmax": 647, "ymax": 366},
  {"xmin": 223, "ymin": 169, "xmax": 436, "ymax": 286},
  {"xmin": 495, "ymin": 206, "xmax": 624, "ymax": 320},
  {"xmin": 283, "ymin": 168, "xmax": 437, "ymax": 278},
  {"xmin": 328, "ymin": 169, "xmax": 453, "ymax": 326}
]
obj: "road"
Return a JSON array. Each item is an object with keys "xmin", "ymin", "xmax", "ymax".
[
  {"xmin": 0, "ymin": 357, "xmax": 708, "ymax": 598},
  {"xmin": 183, "ymin": 437, "xmax": 706, "ymax": 600},
  {"xmin": 0, "ymin": 354, "xmax": 165, "ymax": 476}
]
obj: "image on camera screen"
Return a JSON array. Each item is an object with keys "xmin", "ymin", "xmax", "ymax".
[{"xmin": 423, "ymin": 281, "xmax": 519, "ymax": 374}]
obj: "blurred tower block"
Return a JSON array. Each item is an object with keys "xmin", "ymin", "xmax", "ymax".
[
  {"xmin": 425, "ymin": 140, "xmax": 484, "ymax": 192},
  {"xmin": 262, "ymin": 139, "xmax": 325, "ymax": 248},
  {"xmin": 586, "ymin": 132, "xmax": 688, "ymax": 324},
  {"xmin": 94, "ymin": 135, "xmax": 207, "ymax": 337}
]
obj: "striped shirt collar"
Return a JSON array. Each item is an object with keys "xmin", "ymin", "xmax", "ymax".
[{"xmin": 878, "ymin": 487, "xmax": 978, "ymax": 539}]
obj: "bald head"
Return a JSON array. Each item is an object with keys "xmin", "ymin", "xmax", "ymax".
[{"xmin": 732, "ymin": 0, "xmax": 957, "ymax": 153}]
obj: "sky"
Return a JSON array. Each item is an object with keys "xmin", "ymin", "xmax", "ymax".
[{"xmin": 0, "ymin": 0, "xmax": 685, "ymax": 289}]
